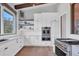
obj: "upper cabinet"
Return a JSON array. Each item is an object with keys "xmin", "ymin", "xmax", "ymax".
[
  {"xmin": 18, "ymin": 10, "xmax": 34, "ymax": 31},
  {"xmin": 71, "ymin": 3, "xmax": 79, "ymax": 34}
]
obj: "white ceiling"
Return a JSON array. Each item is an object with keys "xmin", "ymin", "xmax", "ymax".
[
  {"xmin": 21, "ymin": 3, "xmax": 60, "ymax": 12},
  {"xmin": 20, "ymin": 3, "xmax": 60, "ymax": 19},
  {"xmin": 9, "ymin": 3, "xmax": 24, "ymax": 5}
]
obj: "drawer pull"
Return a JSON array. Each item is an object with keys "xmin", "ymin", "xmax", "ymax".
[
  {"xmin": 78, "ymin": 52, "xmax": 79, "ymax": 54},
  {"xmin": 4, "ymin": 47, "xmax": 8, "ymax": 50}
]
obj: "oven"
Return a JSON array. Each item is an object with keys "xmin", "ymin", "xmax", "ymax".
[
  {"xmin": 42, "ymin": 27, "xmax": 51, "ymax": 41},
  {"xmin": 55, "ymin": 39, "xmax": 68, "ymax": 56},
  {"xmin": 55, "ymin": 46, "xmax": 66, "ymax": 56}
]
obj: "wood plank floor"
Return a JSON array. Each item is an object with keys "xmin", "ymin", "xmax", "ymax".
[{"xmin": 16, "ymin": 46, "xmax": 54, "ymax": 56}]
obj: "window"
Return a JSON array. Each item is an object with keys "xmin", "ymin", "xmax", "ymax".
[
  {"xmin": 1, "ymin": 6, "xmax": 16, "ymax": 35},
  {"xmin": 0, "ymin": 6, "xmax": 1, "ymax": 34},
  {"xmin": 0, "ymin": 4, "xmax": 17, "ymax": 35},
  {"xmin": 3, "ymin": 10, "xmax": 14, "ymax": 34}
]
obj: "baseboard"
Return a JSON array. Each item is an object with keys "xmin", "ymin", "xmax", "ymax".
[
  {"xmin": 24, "ymin": 44, "xmax": 54, "ymax": 47},
  {"xmin": 23, "ymin": 46, "xmax": 53, "ymax": 48},
  {"xmin": 15, "ymin": 46, "xmax": 24, "ymax": 56}
]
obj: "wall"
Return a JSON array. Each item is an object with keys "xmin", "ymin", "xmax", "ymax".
[
  {"xmin": 58, "ymin": 3, "xmax": 79, "ymax": 40},
  {"xmin": 58, "ymin": 3, "xmax": 70, "ymax": 38}
]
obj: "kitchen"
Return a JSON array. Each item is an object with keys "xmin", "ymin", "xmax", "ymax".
[{"xmin": 0, "ymin": 3, "xmax": 79, "ymax": 56}]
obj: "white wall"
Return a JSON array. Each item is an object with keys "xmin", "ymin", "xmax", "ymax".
[
  {"xmin": 58, "ymin": 3, "xmax": 70, "ymax": 38},
  {"xmin": 58, "ymin": 3, "xmax": 79, "ymax": 40}
]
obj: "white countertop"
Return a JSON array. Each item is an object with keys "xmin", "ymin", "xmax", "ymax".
[{"xmin": 0, "ymin": 38, "xmax": 17, "ymax": 46}]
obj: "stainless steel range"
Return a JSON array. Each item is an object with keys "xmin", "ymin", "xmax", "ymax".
[{"xmin": 55, "ymin": 38, "xmax": 79, "ymax": 56}]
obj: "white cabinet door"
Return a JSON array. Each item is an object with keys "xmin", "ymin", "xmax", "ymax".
[
  {"xmin": 34, "ymin": 14, "xmax": 42, "ymax": 35},
  {"xmin": 72, "ymin": 45, "xmax": 79, "ymax": 56},
  {"xmin": 17, "ymin": 37, "xmax": 24, "ymax": 47},
  {"xmin": 29, "ymin": 35, "xmax": 41, "ymax": 46},
  {"xmin": 3, "ymin": 40, "xmax": 17, "ymax": 56},
  {"xmin": 0, "ymin": 45, "xmax": 5, "ymax": 56},
  {"xmin": 0, "ymin": 37, "xmax": 24, "ymax": 56}
]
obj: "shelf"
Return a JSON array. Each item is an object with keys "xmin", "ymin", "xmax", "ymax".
[
  {"xmin": 19, "ymin": 19, "xmax": 34, "ymax": 21},
  {"xmin": 19, "ymin": 19, "xmax": 34, "ymax": 29},
  {"xmin": 19, "ymin": 24, "xmax": 34, "ymax": 26}
]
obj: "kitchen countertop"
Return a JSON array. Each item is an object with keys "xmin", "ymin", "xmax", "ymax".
[
  {"xmin": 57, "ymin": 38, "xmax": 79, "ymax": 45},
  {"xmin": 0, "ymin": 39, "xmax": 16, "ymax": 46},
  {"xmin": 62, "ymin": 41, "xmax": 79, "ymax": 45}
]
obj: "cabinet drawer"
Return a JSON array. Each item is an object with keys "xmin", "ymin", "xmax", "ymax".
[
  {"xmin": 1, "ymin": 40, "xmax": 17, "ymax": 56},
  {"xmin": 0, "ymin": 38, "xmax": 23, "ymax": 56}
]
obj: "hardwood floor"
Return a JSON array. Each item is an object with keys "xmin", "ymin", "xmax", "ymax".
[{"xmin": 16, "ymin": 46, "xmax": 54, "ymax": 56}]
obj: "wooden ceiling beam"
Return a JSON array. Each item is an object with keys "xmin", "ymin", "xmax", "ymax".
[{"xmin": 15, "ymin": 3, "xmax": 45, "ymax": 9}]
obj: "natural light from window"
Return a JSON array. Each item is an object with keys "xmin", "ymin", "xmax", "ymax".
[{"xmin": 3, "ymin": 10, "xmax": 14, "ymax": 34}]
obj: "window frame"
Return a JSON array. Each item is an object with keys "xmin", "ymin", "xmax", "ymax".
[
  {"xmin": 0, "ymin": 6, "xmax": 1, "ymax": 34},
  {"xmin": 0, "ymin": 6, "xmax": 16, "ymax": 35}
]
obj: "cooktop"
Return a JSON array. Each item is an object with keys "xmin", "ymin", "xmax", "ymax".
[
  {"xmin": 62, "ymin": 41, "xmax": 79, "ymax": 45},
  {"xmin": 57, "ymin": 38, "xmax": 74, "ymax": 40},
  {"xmin": 57, "ymin": 38, "xmax": 79, "ymax": 45}
]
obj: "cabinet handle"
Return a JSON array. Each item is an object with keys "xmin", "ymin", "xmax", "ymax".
[
  {"xmin": 4, "ymin": 47, "xmax": 8, "ymax": 50},
  {"xmin": 78, "ymin": 52, "xmax": 79, "ymax": 54}
]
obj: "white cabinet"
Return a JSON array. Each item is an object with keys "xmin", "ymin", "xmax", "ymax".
[
  {"xmin": 34, "ymin": 13, "xmax": 58, "ymax": 46},
  {"xmin": 30, "ymin": 35, "xmax": 41, "ymax": 45},
  {"xmin": 72, "ymin": 45, "xmax": 79, "ymax": 56},
  {"xmin": 34, "ymin": 14, "xmax": 42, "ymax": 35},
  {"xmin": 24, "ymin": 35, "xmax": 41, "ymax": 46},
  {"xmin": 0, "ymin": 39, "xmax": 17, "ymax": 56},
  {"xmin": 17, "ymin": 36, "xmax": 24, "ymax": 47},
  {"xmin": 3, "ymin": 40, "xmax": 16, "ymax": 56},
  {"xmin": 0, "ymin": 37, "xmax": 24, "ymax": 56},
  {"xmin": 0, "ymin": 45, "xmax": 4, "ymax": 56}
]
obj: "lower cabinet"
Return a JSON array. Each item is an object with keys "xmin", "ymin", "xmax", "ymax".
[
  {"xmin": 0, "ymin": 37, "xmax": 24, "ymax": 56},
  {"xmin": 24, "ymin": 35, "xmax": 41, "ymax": 46},
  {"xmin": 0, "ymin": 46, "xmax": 5, "ymax": 55}
]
